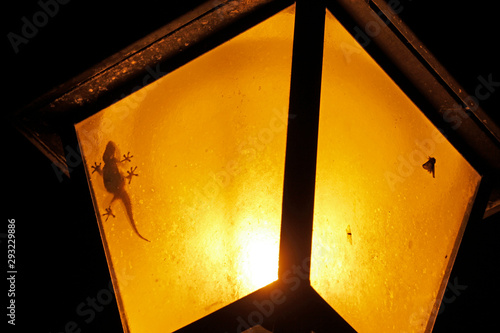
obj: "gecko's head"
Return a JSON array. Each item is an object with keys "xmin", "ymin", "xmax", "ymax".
[{"xmin": 103, "ymin": 141, "xmax": 118, "ymax": 162}]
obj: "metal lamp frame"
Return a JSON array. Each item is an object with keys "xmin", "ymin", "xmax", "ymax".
[{"xmin": 11, "ymin": 1, "xmax": 500, "ymax": 332}]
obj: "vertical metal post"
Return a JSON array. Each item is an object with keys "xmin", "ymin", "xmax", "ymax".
[
  {"xmin": 278, "ymin": 0, "xmax": 325, "ymax": 282},
  {"xmin": 276, "ymin": 3, "xmax": 325, "ymax": 331}
]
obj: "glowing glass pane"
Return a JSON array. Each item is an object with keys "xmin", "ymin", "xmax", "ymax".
[
  {"xmin": 75, "ymin": 5, "xmax": 295, "ymax": 332},
  {"xmin": 310, "ymin": 10, "xmax": 481, "ymax": 333}
]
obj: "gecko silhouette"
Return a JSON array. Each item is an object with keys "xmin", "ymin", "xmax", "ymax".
[{"xmin": 92, "ymin": 141, "xmax": 150, "ymax": 242}]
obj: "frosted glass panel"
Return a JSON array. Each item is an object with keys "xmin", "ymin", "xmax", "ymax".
[
  {"xmin": 310, "ymin": 10, "xmax": 481, "ymax": 333},
  {"xmin": 75, "ymin": 5, "xmax": 295, "ymax": 332}
]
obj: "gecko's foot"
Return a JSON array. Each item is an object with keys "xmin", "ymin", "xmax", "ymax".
[
  {"xmin": 103, "ymin": 206, "xmax": 115, "ymax": 221},
  {"xmin": 126, "ymin": 166, "xmax": 139, "ymax": 184},
  {"xmin": 121, "ymin": 152, "xmax": 134, "ymax": 163},
  {"xmin": 91, "ymin": 162, "xmax": 102, "ymax": 174}
]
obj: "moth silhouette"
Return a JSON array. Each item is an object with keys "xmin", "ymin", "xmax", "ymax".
[{"xmin": 422, "ymin": 157, "xmax": 436, "ymax": 178}]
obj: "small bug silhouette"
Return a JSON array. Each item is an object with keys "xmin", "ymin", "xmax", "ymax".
[
  {"xmin": 346, "ymin": 225, "xmax": 352, "ymax": 245},
  {"xmin": 422, "ymin": 157, "xmax": 436, "ymax": 178}
]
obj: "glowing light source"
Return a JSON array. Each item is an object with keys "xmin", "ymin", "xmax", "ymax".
[
  {"xmin": 65, "ymin": 2, "xmax": 488, "ymax": 332},
  {"xmin": 75, "ymin": 5, "xmax": 295, "ymax": 332},
  {"xmin": 239, "ymin": 223, "xmax": 280, "ymax": 290}
]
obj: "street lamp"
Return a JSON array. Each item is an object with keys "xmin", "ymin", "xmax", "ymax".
[{"xmin": 13, "ymin": 1, "xmax": 500, "ymax": 332}]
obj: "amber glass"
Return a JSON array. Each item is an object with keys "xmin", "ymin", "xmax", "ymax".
[
  {"xmin": 310, "ymin": 10, "xmax": 481, "ymax": 333},
  {"xmin": 75, "ymin": 5, "xmax": 295, "ymax": 332}
]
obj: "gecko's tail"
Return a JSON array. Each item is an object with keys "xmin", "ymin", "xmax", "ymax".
[{"xmin": 119, "ymin": 192, "xmax": 151, "ymax": 242}]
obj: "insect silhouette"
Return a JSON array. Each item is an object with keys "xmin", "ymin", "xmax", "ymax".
[
  {"xmin": 422, "ymin": 157, "xmax": 436, "ymax": 178},
  {"xmin": 346, "ymin": 225, "xmax": 352, "ymax": 245},
  {"xmin": 92, "ymin": 141, "xmax": 150, "ymax": 242}
]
